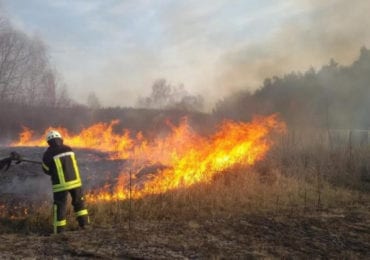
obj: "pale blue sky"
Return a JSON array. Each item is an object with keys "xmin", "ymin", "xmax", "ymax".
[{"xmin": 1, "ymin": 0, "xmax": 369, "ymax": 108}]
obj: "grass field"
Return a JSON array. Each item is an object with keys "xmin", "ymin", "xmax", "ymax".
[{"xmin": 1, "ymin": 131, "xmax": 370, "ymax": 258}]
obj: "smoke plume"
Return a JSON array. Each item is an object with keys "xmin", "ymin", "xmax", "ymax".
[{"xmin": 215, "ymin": 0, "xmax": 370, "ymax": 99}]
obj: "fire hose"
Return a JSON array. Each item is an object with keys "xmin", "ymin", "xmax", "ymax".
[{"xmin": 0, "ymin": 152, "xmax": 41, "ymax": 171}]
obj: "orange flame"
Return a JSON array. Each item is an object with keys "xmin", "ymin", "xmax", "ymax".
[
  {"xmin": 12, "ymin": 115, "xmax": 286, "ymax": 202},
  {"xmin": 12, "ymin": 120, "xmax": 133, "ymax": 158}
]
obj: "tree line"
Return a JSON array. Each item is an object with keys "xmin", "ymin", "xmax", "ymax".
[
  {"xmin": 1, "ymin": 9, "xmax": 370, "ymax": 142},
  {"xmin": 2, "ymin": 46, "xmax": 370, "ymax": 142},
  {"xmin": 213, "ymin": 47, "xmax": 370, "ymax": 130},
  {"xmin": 0, "ymin": 14, "xmax": 72, "ymax": 107}
]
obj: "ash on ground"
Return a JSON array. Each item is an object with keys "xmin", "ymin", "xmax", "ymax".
[{"xmin": 0, "ymin": 146, "xmax": 127, "ymax": 203}]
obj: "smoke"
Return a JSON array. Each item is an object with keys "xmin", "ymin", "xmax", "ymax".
[
  {"xmin": 0, "ymin": 175, "xmax": 51, "ymax": 200},
  {"xmin": 0, "ymin": 147, "xmax": 126, "ymax": 202},
  {"xmin": 1, "ymin": 1, "xmax": 369, "ymax": 110},
  {"xmin": 215, "ymin": 0, "xmax": 370, "ymax": 98}
]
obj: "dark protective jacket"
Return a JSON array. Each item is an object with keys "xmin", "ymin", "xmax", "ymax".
[{"xmin": 42, "ymin": 140, "xmax": 82, "ymax": 193}]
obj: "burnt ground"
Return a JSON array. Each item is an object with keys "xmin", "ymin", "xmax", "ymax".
[
  {"xmin": 0, "ymin": 146, "xmax": 127, "ymax": 202},
  {"xmin": 0, "ymin": 204, "xmax": 369, "ymax": 259}
]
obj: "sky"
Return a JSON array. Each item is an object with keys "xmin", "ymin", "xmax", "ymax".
[{"xmin": 1, "ymin": 0, "xmax": 369, "ymax": 109}]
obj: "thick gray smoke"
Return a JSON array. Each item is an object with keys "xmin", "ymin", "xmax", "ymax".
[
  {"xmin": 214, "ymin": 0, "xmax": 370, "ymax": 100},
  {"xmin": 213, "ymin": 47, "xmax": 370, "ymax": 129}
]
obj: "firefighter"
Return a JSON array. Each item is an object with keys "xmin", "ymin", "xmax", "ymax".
[{"xmin": 42, "ymin": 130, "xmax": 89, "ymax": 234}]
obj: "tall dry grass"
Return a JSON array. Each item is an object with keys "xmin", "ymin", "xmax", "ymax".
[
  {"xmin": 88, "ymin": 128, "xmax": 369, "ymax": 224},
  {"xmin": 2, "ymin": 128, "xmax": 369, "ymax": 233},
  {"xmin": 89, "ymin": 165, "xmax": 361, "ymax": 225}
]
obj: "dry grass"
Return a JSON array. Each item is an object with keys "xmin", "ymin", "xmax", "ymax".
[
  {"xmin": 2, "ymin": 130, "xmax": 370, "ymax": 234},
  {"xmin": 85, "ymin": 131, "xmax": 370, "ymax": 225},
  {"xmin": 88, "ymin": 164, "xmax": 362, "ymax": 226}
]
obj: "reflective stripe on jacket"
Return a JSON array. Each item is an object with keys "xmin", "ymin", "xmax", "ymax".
[{"xmin": 52, "ymin": 151, "xmax": 82, "ymax": 192}]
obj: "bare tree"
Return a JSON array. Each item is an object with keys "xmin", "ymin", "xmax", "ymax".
[
  {"xmin": 19, "ymin": 36, "xmax": 57, "ymax": 106},
  {"xmin": 0, "ymin": 13, "xmax": 63, "ymax": 107},
  {"xmin": 0, "ymin": 26, "xmax": 29, "ymax": 102},
  {"xmin": 55, "ymin": 83, "xmax": 73, "ymax": 107},
  {"xmin": 137, "ymin": 78, "xmax": 171, "ymax": 109},
  {"xmin": 87, "ymin": 91, "xmax": 101, "ymax": 109},
  {"xmin": 137, "ymin": 78, "xmax": 204, "ymax": 111}
]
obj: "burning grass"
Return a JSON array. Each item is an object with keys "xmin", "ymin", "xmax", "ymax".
[
  {"xmin": 1, "ymin": 138, "xmax": 369, "ymax": 258},
  {"xmin": 1, "ymin": 115, "xmax": 369, "ymax": 236},
  {"xmin": 0, "ymin": 162, "xmax": 363, "ymax": 234},
  {"xmin": 12, "ymin": 114, "xmax": 286, "ymax": 202}
]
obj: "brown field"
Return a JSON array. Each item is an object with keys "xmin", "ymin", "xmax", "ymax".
[{"xmin": 1, "ymin": 131, "xmax": 370, "ymax": 259}]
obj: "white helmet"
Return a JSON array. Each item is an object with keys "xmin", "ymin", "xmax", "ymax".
[{"xmin": 46, "ymin": 130, "xmax": 62, "ymax": 142}]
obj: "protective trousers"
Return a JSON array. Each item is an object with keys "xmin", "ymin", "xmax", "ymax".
[{"xmin": 53, "ymin": 187, "xmax": 89, "ymax": 234}]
